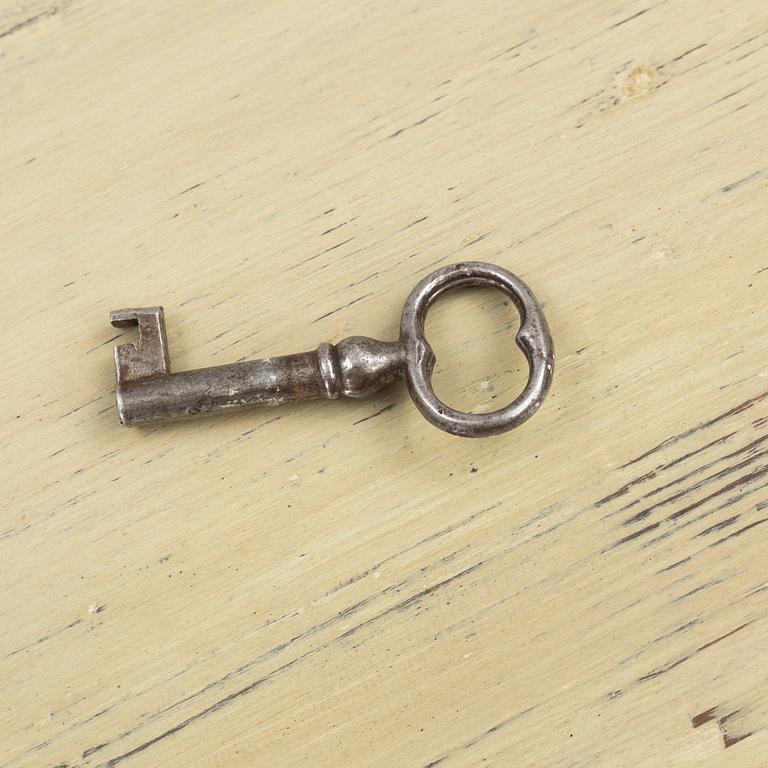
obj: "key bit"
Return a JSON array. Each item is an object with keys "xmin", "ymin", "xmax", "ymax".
[{"xmin": 110, "ymin": 307, "xmax": 170, "ymax": 384}]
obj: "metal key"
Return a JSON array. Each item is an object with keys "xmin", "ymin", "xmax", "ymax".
[{"xmin": 109, "ymin": 262, "xmax": 554, "ymax": 437}]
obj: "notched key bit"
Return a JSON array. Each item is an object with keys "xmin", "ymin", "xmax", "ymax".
[
  {"xmin": 109, "ymin": 262, "xmax": 554, "ymax": 437},
  {"xmin": 111, "ymin": 307, "xmax": 170, "ymax": 384}
]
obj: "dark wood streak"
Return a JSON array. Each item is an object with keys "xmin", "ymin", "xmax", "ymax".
[
  {"xmin": 668, "ymin": 43, "xmax": 708, "ymax": 63},
  {"xmin": 696, "ymin": 515, "xmax": 740, "ymax": 537},
  {"xmin": 353, "ymin": 402, "xmax": 396, "ymax": 425},
  {"xmin": 488, "ymin": 35, "xmax": 537, "ymax": 62},
  {"xmin": 4, "ymin": 618, "xmax": 82, "ymax": 659},
  {"xmin": 728, "ymin": 30, "xmax": 768, "ymax": 52},
  {"xmin": 710, "ymin": 517, "xmax": 768, "ymax": 547},
  {"xmin": 338, "ymin": 562, "xmax": 483, "ymax": 642},
  {"xmin": 672, "ymin": 578, "xmax": 725, "ymax": 603},
  {"xmin": 311, "ymin": 291, "xmax": 374, "ymax": 323},
  {"xmin": 321, "ymin": 220, "xmax": 351, "ymax": 236},
  {"xmin": 744, "ymin": 581, "xmax": 768, "ymax": 598},
  {"xmin": 398, "ymin": 216, "xmax": 428, "ymax": 231},
  {"xmin": 347, "ymin": 270, "xmax": 381, "ymax": 288},
  {"xmin": 721, "ymin": 170, "xmax": 762, "ymax": 194},
  {"xmin": 0, "ymin": 524, "xmax": 31, "ymax": 541},
  {"xmin": 60, "ymin": 396, "xmax": 103, "ymax": 419},
  {"xmin": 619, "ymin": 618, "xmax": 702, "ymax": 665},
  {"xmin": 517, "ymin": 53, "xmax": 556, "ymax": 72},
  {"xmin": 320, "ymin": 502, "xmax": 501, "ymax": 601},
  {"xmin": 177, "ymin": 181, "xmax": 204, "ymax": 196},
  {"xmin": 86, "ymin": 333, "xmax": 123, "ymax": 354},
  {"xmin": 0, "ymin": 4, "xmax": 61, "ymax": 41},
  {"xmin": 735, "ymin": 41, "xmax": 768, "ymax": 62},
  {"xmin": 608, "ymin": 7, "xmax": 653, "ymax": 30},
  {"xmin": 231, "ymin": 415, "xmax": 283, "ymax": 444},
  {"xmin": 420, "ymin": 706, "xmax": 537, "ymax": 768},
  {"xmin": 385, "ymin": 111, "xmax": 442, "ymax": 140},
  {"xmin": 518, "ymin": 204, "xmax": 592, "ymax": 243},
  {"xmin": 82, "ymin": 742, "xmax": 108, "ymax": 757},
  {"xmin": 637, "ymin": 622, "xmax": 753, "ymax": 683},
  {"xmin": 289, "ymin": 236, "xmax": 356, "ymax": 270},
  {"xmin": 460, "ymin": 233, "xmax": 488, "ymax": 249},
  {"xmin": 656, "ymin": 556, "xmax": 691, "ymax": 573},
  {"xmin": 605, "ymin": 521, "xmax": 660, "ymax": 551},
  {"xmin": 595, "ymin": 469, "xmax": 657, "ymax": 506},
  {"xmin": 97, "ymin": 673, "xmax": 278, "ymax": 767},
  {"xmin": 705, "ymin": 83, "xmax": 756, "ymax": 108},
  {"xmin": 695, "ymin": 621, "xmax": 754, "ymax": 653},
  {"xmin": 620, "ymin": 390, "xmax": 767, "ymax": 468}
]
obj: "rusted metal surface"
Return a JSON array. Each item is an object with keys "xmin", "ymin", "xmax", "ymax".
[{"xmin": 110, "ymin": 262, "xmax": 554, "ymax": 436}]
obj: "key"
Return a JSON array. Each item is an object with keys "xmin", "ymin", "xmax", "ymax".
[{"xmin": 109, "ymin": 262, "xmax": 554, "ymax": 437}]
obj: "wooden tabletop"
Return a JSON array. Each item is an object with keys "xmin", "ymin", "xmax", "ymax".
[{"xmin": 2, "ymin": 1, "xmax": 767, "ymax": 766}]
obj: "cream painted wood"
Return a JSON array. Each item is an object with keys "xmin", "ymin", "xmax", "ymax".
[{"xmin": 1, "ymin": 1, "xmax": 767, "ymax": 766}]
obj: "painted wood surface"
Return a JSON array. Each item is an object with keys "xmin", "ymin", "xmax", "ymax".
[{"xmin": 1, "ymin": 1, "xmax": 767, "ymax": 766}]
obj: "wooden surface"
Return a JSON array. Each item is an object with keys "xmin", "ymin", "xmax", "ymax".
[{"xmin": 2, "ymin": 1, "xmax": 767, "ymax": 766}]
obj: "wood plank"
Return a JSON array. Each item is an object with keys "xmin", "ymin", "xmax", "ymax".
[{"xmin": 1, "ymin": 1, "xmax": 766, "ymax": 766}]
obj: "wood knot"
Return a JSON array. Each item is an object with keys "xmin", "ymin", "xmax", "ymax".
[{"xmin": 620, "ymin": 65, "xmax": 661, "ymax": 99}]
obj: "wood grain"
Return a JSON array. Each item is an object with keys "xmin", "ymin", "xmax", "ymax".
[{"xmin": 1, "ymin": 1, "xmax": 767, "ymax": 766}]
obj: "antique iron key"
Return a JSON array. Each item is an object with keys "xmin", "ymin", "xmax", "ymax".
[{"xmin": 110, "ymin": 262, "xmax": 554, "ymax": 437}]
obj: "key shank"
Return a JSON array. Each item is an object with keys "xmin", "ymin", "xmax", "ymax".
[{"xmin": 110, "ymin": 308, "xmax": 405, "ymax": 425}]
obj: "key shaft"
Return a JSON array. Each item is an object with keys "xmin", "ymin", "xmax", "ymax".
[{"xmin": 110, "ymin": 308, "xmax": 405, "ymax": 425}]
